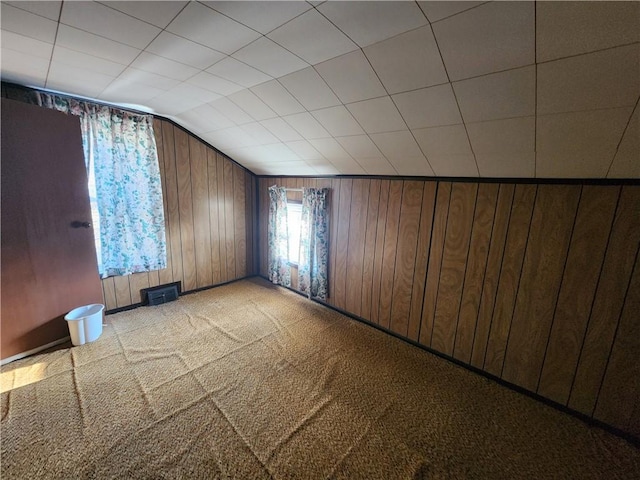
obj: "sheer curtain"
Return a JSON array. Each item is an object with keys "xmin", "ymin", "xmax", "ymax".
[
  {"xmin": 35, "ymin": 92, "xmax": 166, "ymax": 277},
  {"xmin": 268, "ymin": 186, "xmax": 292, "ymax": 287},
  {"xmin": 299, "ymin": 187, "xmax": 329, "ymax": 300}
]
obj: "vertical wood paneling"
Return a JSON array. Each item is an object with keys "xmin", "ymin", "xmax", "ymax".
[
  {"xmin": 189, "ymin": 136, "xmax": 212, "ymax": 289},
  {"xmin": 501, "ymin": 185, "xmax": 581, "ymax": 391},
  {"xmin": 537, "ymin": 186, "xmax": 620, "ymax": 404},
  {"xmin": 328, "ymin": 178, "xmax": 341, "ymax": 304},
  {"xmin": 175, "ymin": 128, "xmax": 196, "ymax": 291},
  {"xmin": 129, "ymin": 273, "xmax": 150, "ymax": 305},
  {"xmin": 259, "ymin": 177, "xmax": 270, "ymax": 277},
  {"xmin": 224, "ymin": 158, "xmax": 236, "ymax": 280},
  {"xmin": 245, "ymin": 171, "xmax": 254, "ymax": 275},
  {"xmin": 432, "ymin": 183, "xmax": 478, "ymax": 356},
  {"xmin": 208, "ymin": 150, "xmax": 222, "ymax": 285},
  {"xmin": 234, "ymin": 164, "xmax": 247, "ymax": 277},
  {"xmin": 569, "ymin": 186, "xmax": 640, "ymax": 415},
  {"xmin": 345, "ymin": 179, "xmax": 369, "ymax": 316},
  {"xmin": 454, "ymin": 183, "xmax": 498, "ymax": 363},
  {"xmin": 470, "ymin": 184, "xmax": 514, "ymax": 369},
  {"xmin": 484, "ymin": 184, "xmax": 536, "ymax": 377},
  {"xmin": 360, "ymin": 179, "xmax": 381, "ymax": 322},
  {"xmin": 389, "ymin": 181, "xmax": 424, "ymax": 337},
  {"xmin": 419, "ymin": 182, "xmax": 451, "ymax": 346},
  {"xmin": 334, "ymin": 179, "xmax": 352, "ymax": 310},
  {"xmin": 407, "ymin": 182, "xmax": 437, "ymax": 342},
  {"xmin": 378, "ymin": 180, "xmax": 404, "ymax": 330},
  {"xmin": 217, "ymin": 154, "xmax": 228, "ymax": 282},
  {"xmin": 152, "ymin": 118, "xmax": 170, "ymax": 288},
  {"xmin": 102, "ymin": 277, "xmax": 117, "ymax": 311},
  {"xmin": 114, "ymin": 276, "xmax": 132, "ymax": 308},
  {"xmin": 370, "ymin": 180, "xmax": 390, "ymax": 325}
]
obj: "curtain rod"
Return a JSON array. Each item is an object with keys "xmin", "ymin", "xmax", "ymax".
[{"xmin": 284, "ymin": 188, "xmax": 304, "ymax": 192}]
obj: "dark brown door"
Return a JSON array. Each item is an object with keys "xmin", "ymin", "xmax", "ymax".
[{"xmin": 1, "ymin": 98, "xmax": 103, "ymax": 360}]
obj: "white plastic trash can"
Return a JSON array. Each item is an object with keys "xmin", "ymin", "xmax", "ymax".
[{"xmin": 64, "ymin": 304, "xmax": 105, "ymax": 346}]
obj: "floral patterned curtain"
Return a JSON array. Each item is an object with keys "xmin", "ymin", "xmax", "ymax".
[
  {"xmin": 299, "ymin": 188, "xmax": 329, "ymax": 300},
  {"xmin": 268, "ymin": 186, "xmax": 291, "ymax": 287},
  {"xmin": 35, "ymin": 92, "xmax": 167, "ymax": 277}
]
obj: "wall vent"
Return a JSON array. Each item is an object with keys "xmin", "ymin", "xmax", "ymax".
[{"xmin": 141, "ymin": 282, "xmax": 181, "ymax": 306}]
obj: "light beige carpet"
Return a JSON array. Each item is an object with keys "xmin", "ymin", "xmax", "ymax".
[{"xmin": 1, "ymin": 277, "xmax": 639, "ymax": 479}]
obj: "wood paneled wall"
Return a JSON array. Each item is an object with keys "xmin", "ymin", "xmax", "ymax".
[
  {"xmin": 258, "ymin": 177, "xmax": 640, "ymax": 438},
  {"xmin": 101, "ymin": 119, "xmax": 257, "ymax": 310}
]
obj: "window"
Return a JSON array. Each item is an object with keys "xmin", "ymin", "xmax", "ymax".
[{"xmin": 287, "ymin": 201, "xmax": 302, "ymax": 264}]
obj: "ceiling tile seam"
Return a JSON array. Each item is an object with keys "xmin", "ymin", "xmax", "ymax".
[
  {"xmin": 96, "ymin": 1, "xmax": 179, "ymax": 31},
  {"xmin": 536, "ymin": 105, "xmax": 640, "ymax": 119},
  {"xmin": 43, "ymin": 0, "xmax": 64, "ymax": 90},
  {"xmin": 427, "ymin": 1, "xmax": 492, "ymax": 26},
  {"xmin": 605, "ymin": 95, "xmax": 639, "ymax": 178},
  {"xmin": 427, "ymin": 21, "xmax": 480, "ymax": 176},
  {"xmin": 415, "ymin": 1, "xmax": 432, "ymax": 23},
  {"xmin": 3, "ymin": 1, "xmax": 59, "ymax": 22},
  {"xmin": 535, "ymin": 41, "xmax": 640, "ymax": 67}
]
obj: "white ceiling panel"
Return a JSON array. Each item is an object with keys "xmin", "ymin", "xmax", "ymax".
[
  {"xmin": 205, "ymin": 1, "xmax": 312, "ymax": 34},
  {"xmin": 453, "ymin": 66, "xmax": 535, "ymax": 123},
  {"xmin": 206, "ymin": 57, "xmax": 271, "ymax": 88},
  {"xmin": 228, "ymin": 89, "xmax": 277, "ymax": 121},
  {"xmin": 283, "ymin": 112, "xmax": 331, "ymax": 139},
  {"xmin": 5, "ymin": 1, "xmax": 62, "ymax": 21},
  {"xmin": 335, "ymin": 135, "xmax": 384, "ymax": 159},
  {"xmin": 166, "ymin": 2, "xmax": 260, "ymax": 54},
  {"xmin": 537, "ymin": 45, "xmax": 640, "ymax": 115},
  {"xmin": 240, "ymin": 122, "xmax": 279, "ymax": 145},
  {"xmin": 146, "ymin": 31, "xmax": 226, "ymax": 70},
  {"xmin": 466, "ymin": 117, "xmax": 535, "ymax": 155},
  {"xmin": 608, "ymin": 107, "xmax": 639, "ymax": 179},
  {"xmin": 1, "ymin": 49, "xmax": 49, "ymax": 87},
  {"xmin": 1, "ymin": 3, "xmax": 58, "ymax": 43},
  {"xmin": 369, "ymin": 130, "xmax": 433, "ymax": 176},
  {"xmin": 47, "ymin": 62, "xmax": 116, "ymax": 99},
  {"xmin": 52, "ymin": 46, "xmax": 127, "ymax": 77},
  {"xmin": 278, "ymin": 67, "xmax": 340, "ymax": 111},
  {"xmin": 130, "ymin": 52, "xmax": 199, "ymax": 82},
  {"xmin": 56, "ymin": 25, "xmax": 141, "ymax": 64},
  {"xmin": 1, "ymin": 30, "xmax": 53, "ymax": 59},
  {"xmin": 352, "ymin": 156, "xmax": 398, "ymax": 175},
  {"xmin": 536, "ymin": 108, "xmax": 633, "ymax": 178},
  {"xmin": 268, "ymin": 9, "xmax": 358, "ymax": 65},
  {"xmin": 60, "ymin": 1, "xmax": 161, "ymax": 49},
  {"xmin": 311, "ymin": 106, "xmax": 364, "ymax": 137},
  {"xmin": 364, "ymin": 25, "xmax": 447, "ymax": 95},
  {"xmin": 307, "ymin": 137, "xmax": 351, "ymax": 160},
  {"xmin": 187, "ymin": 71, "xmax": 244, "ymax": 96},
  {"xmin": 427, "ymin": 154, "xmax": 478, "ymax": 177},
  {"xmin": 417, "ymin": 1, "xmax": 485, "ymax": 23},
  {"xmin": 476, "ymin": 152, "xmax": 535, "ymax": 178},
  {"xmin": 315, "ymin": 50, "xmax": 386, "ymax": 104},
  {"xmin": 393, "ymin": 84, "xmax": 462, "ymax": 129},
  {"xmin": 146, "ymin": 87, "xmax": 216, "ymax": 116},
  {"xmin": 100, "ymin": 1, "xmax": 188, "ymax": 29},
  {"xmin": 413, "ymin": 124, "xmax": 473, "ymax": 157},
  {"xmin": 177, "ymin": 103, "xmax": 234, "ymax": 133},
  {"xmin": 326, "ymin": 156, "xmax": 367, "ymax": 175},
  {"xmin": 118, "ymin": 67, "xmax": 180, "ymax": 91},
  {"xmin": 261, "ymin": 118, "xmax": 303, "ymax": 143},
  {"xmin": 232, "ymin": 37, "xmax": 308, "ymax": 78},
  {"xmin": 536, "ymin": 1, "xmax": 640, "ymax": 63},
  {"xmin": 210, "ymin": 97, "xmax": 254, "ymax": 125},
  {"xmin": 250, "ymin": 80, "xmax": 305, "ymax": 116},
  {"xmin": 99, "ymin": 79, "xmax": 165, "ymax": 105},
  {"xmin": 317, "ymin": 1, "xmax": 427, "ymax": 48},
  {"xmin": 433, "ymin": 1, "xmax": 534, "ymax": 81},
  {"xmin": 346, "ymin": 96, "xmax": 407, "ymax": 134},
  {"xmin": 284, "ymin": 140, "xmax": 324, "ymax": 160}
]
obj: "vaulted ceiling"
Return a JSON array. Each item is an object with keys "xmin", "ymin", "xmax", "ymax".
[{"xmin": 1, "ymin": 1, "xmax": 638, "ymax": 178}]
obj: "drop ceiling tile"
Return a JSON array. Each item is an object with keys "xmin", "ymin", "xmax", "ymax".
[
  {"xmin": 307, "ymin": 137, "xmax": 352, "ymax": 160},
  {"xmin": 278, "ymin": 67, "xmax": 340, "ymax": 111},
  {"xmin": 145, "ymin": 31, "xmax": 225, "ymax": 70},
  {"xmin": 308, "ymin": 163, "xmax": 341, "ymax": 175},
  {"xmin": 170, "ymin": 83, "xmax": 221, "ymax": 103},
  {"xmin": 101, "ymin": 1, "xmax": 188, "ymax": 28},
  {"xmin": 392, "ymin": 84, "xmax": 461, "ymax": 129},
  {"xmin": 412, "ymin": 124, "xmax": 473, "ymax": 157},
  {"xmin": 466, "ymin": 117, "xmax": 535, "ymax": 154},
  {"xmin": 537, "ymin": 2, "xmax": 640, "ymax": 62},
  {"xmin": 284, "ymin": 140, "xmax": 324, "ymax": 160},
  {"xmin": 283, "ymin": 112, "xmax": 331, "ymax": 139},
  {"xmin": 453, "ymin": 66, "xmax": 535, "ymax": 123},
  {"xmin": 240, "ymin": 122, "xmax": 279, "ymax": 145},
  {"xmin": 1, "ymin": 31, "xmax": 53, "ymax": 59},
  {"xmin": 187, "ymin": 72, "xmax": 244, "ymax": 96},
  {"xmin": 5, "ymin": 1, "xmax": 62, "ymax": 21},
  {"xmin": 250, "ymin": 80, "xmax": 305, "ymax": 116},
  {"xmin": 261, "ymin": 118, "xmax": 303, "ymax": 142},
  {"xmin": 204, "ymin": 1, "xmax": 312, "ymax": 34},
  {"xmin": 433, "ymin": 1, "xmax": 534, "ymax": 81},
  {"xmin": 426, "ymin": 154, "xmax": 478, "ymax": 177},
  {"xmin": 228, "ymin": 89, "xmax": 277, "ymax": 121},
  {"xmin": 177, "ymin": 103, "xmax": 235, "ymax": 133},
  {"xmin": 417, "ymin": 1, "xmax": 484, "ymax": 23},
  {"xmin": 369, "ymin": 131, "xmax": 434, "ymax": 176},
  {"xmin": 536, "ymin": 108, "xmax": 632, "ymax": 178},
  {"xmin": 268, "ymin": 9, "xmax": 358, "ymax": 64},
  {"xmin": 207, "ymin": 126, "xmax": 259, "ymax": 149},
  {"xmin": 210, "ymin": 97, "xmax": 254, "ymax": 125},
  {"xmin": 253, "ymin": 143, "xmax": 300, "ymax": 162},
  {"xmin": 100, "ymin": 79, "xmax": 166, "ymax": 104},
  {"xmin": 537, "ymin": 45, "xmax": 639, "ymax": 115},
  {"xmin": 317, "ymin": 1, "xmax": 427, "ymax": 48},
  {"xmin": 52, "ymin": 46, "xmax": 127, "ymax": 77},
  {"xmin": 1, "ymin": 4, "xmax": 58, "ymax": 43},
  {"xmin": 61, "ymin": 1, "xmax": 161, "ymax": 49},
  {"xmin": 146, "ymin": 88, "xmax": 212, "ymax": 116},
  {"xmin": 232, "ymin": 37, "xmax": 308, "ymax": 78},
  {"xmin": 476, "ymin": 152, "xmax": 535, "ymax": 178},
  {"xmin": 118, "ymin": 67, "xmax": 180, "ymax": 91},
  {"xmin": 346, "ymin": 96, "xmax": 407, "ymax": 134},
  {"xmin": 0, "ymin": 49, "xmax": 49, "ymax": 87},
  {"xmin": 56, "ymin": 25, "xmax": 141, "ymax": 64},
  {"xmin": 335, "ymin": 135, "xmax": 383, "ymax": 159},
  {"xmin": 363, "ymin": 26, "xmax": 447, "ymax": 95},
  {"xmin": 311, "ymin": 106, "xmax": 364, "ymax": 137},
  {"xmin": 608, "ymin": 108, "xmax": 639, "ymax": 178},
  {"xmin": 206, "ymin": 57, "xmax": 271, "ymax": 88},
  {"xmin": 326, "ymin": 156, "xmax": 367, "ymax": 175},
  {"xmin": 166, "ymin": 2, "xmax": 261, "ymax": 54},
  {"xmin": 130, "ymin": 52, "xmax": 199, "ymax": 82},
  {"xmin": 47, "ymin": 62, "xmax": 116, "ymax": 98},
  {"xmin": 315, "ymin": 50, "xmax": 386, "ymax": 104},
  {"xmin": 354, "ymin": 157, "xmax": 398, "ymax": 175}
]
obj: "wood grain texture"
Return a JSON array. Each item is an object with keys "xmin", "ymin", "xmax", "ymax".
[
  {"xmin": 360, "ymin": 179, "xmax": 381, "ymax": 322},
  {"xmin": 432, "ymin": 183, "xmax": 478, "ymax": 356},
  {"xmin": 234, "ymin": 164, "xmax": 247, "ymax": 278},
  {"xmin": 102, "ymin": 278, "xmax": 117, "ymax": 311},
  {"xmin": 153, "ymin": 118, "xmax": 173, "ymax": 287},
  {"xmin": 390, "ymin": 181, "xmax": 424, "ymax": 337},
  {"xmin": 370, "ymin": 180, "xmax": 390, "ymax": 325},
  {"xmin": 208, "ymin": 150, "xmax": 222, "ymax": 285},
  {"xmin": 501, "ymin": 185, "xmax": 581, "ymax": 391},
  {"xmin": 175, "ymin": 128, "xmax": 196, "ymax": 291},
  {"xmin": 419, "ymin": 182, "xmax": 451, "ymax": 346},
  {"xmin": 189, "ymin": 136, "xmax": 212, "ymax": 289},
  {"xmin": 484, "ymin": 184, "xmax": 536, "ymax": 377},
  {"xmin": 569, "ymin": 186, "xmax": 640, "ymax": 416},
  {"xmin": 217, "ymin": 154, "xmax": 229, "ymax": 282},
  {"xmin": 114, "ymin": 276, "xmax": 133, "ymax": 308},
  {"xmin": 345, "ymin": 179, "xmax": 369, "ymax": 316},
  {"xmin": 378, "ymin": 180, "xmax": 404, "ymax": 330},
  {"xmin": 471, "ymin": 184, "xmax": 514, "ymax": 369},
  {"xmin": 537, "ymin": 186, "xmax": 620, "ymax": 404},
  {"xmin": 224, "ymin": 158, "xmax": 236, "ymax": 281},
  {"xmin": 334, "ymin": 179, "xmax": 352, "ymax": 310},
  {"xmin": 454, "ymin": 183, "xmax": 499, "ymax": 364},
  {"xmin": 328, "ymin": 178, "xmax": 341, "ymax": 304}
]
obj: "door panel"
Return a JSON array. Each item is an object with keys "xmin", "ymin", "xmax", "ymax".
[{"xmin": 1, "ymin": 99, "xmax": 103, "ymax": 360}]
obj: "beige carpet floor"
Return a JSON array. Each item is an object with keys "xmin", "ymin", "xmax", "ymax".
[{"xmin": 1, "ymin": 277, "xmax": 639, "ymax": 479}]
